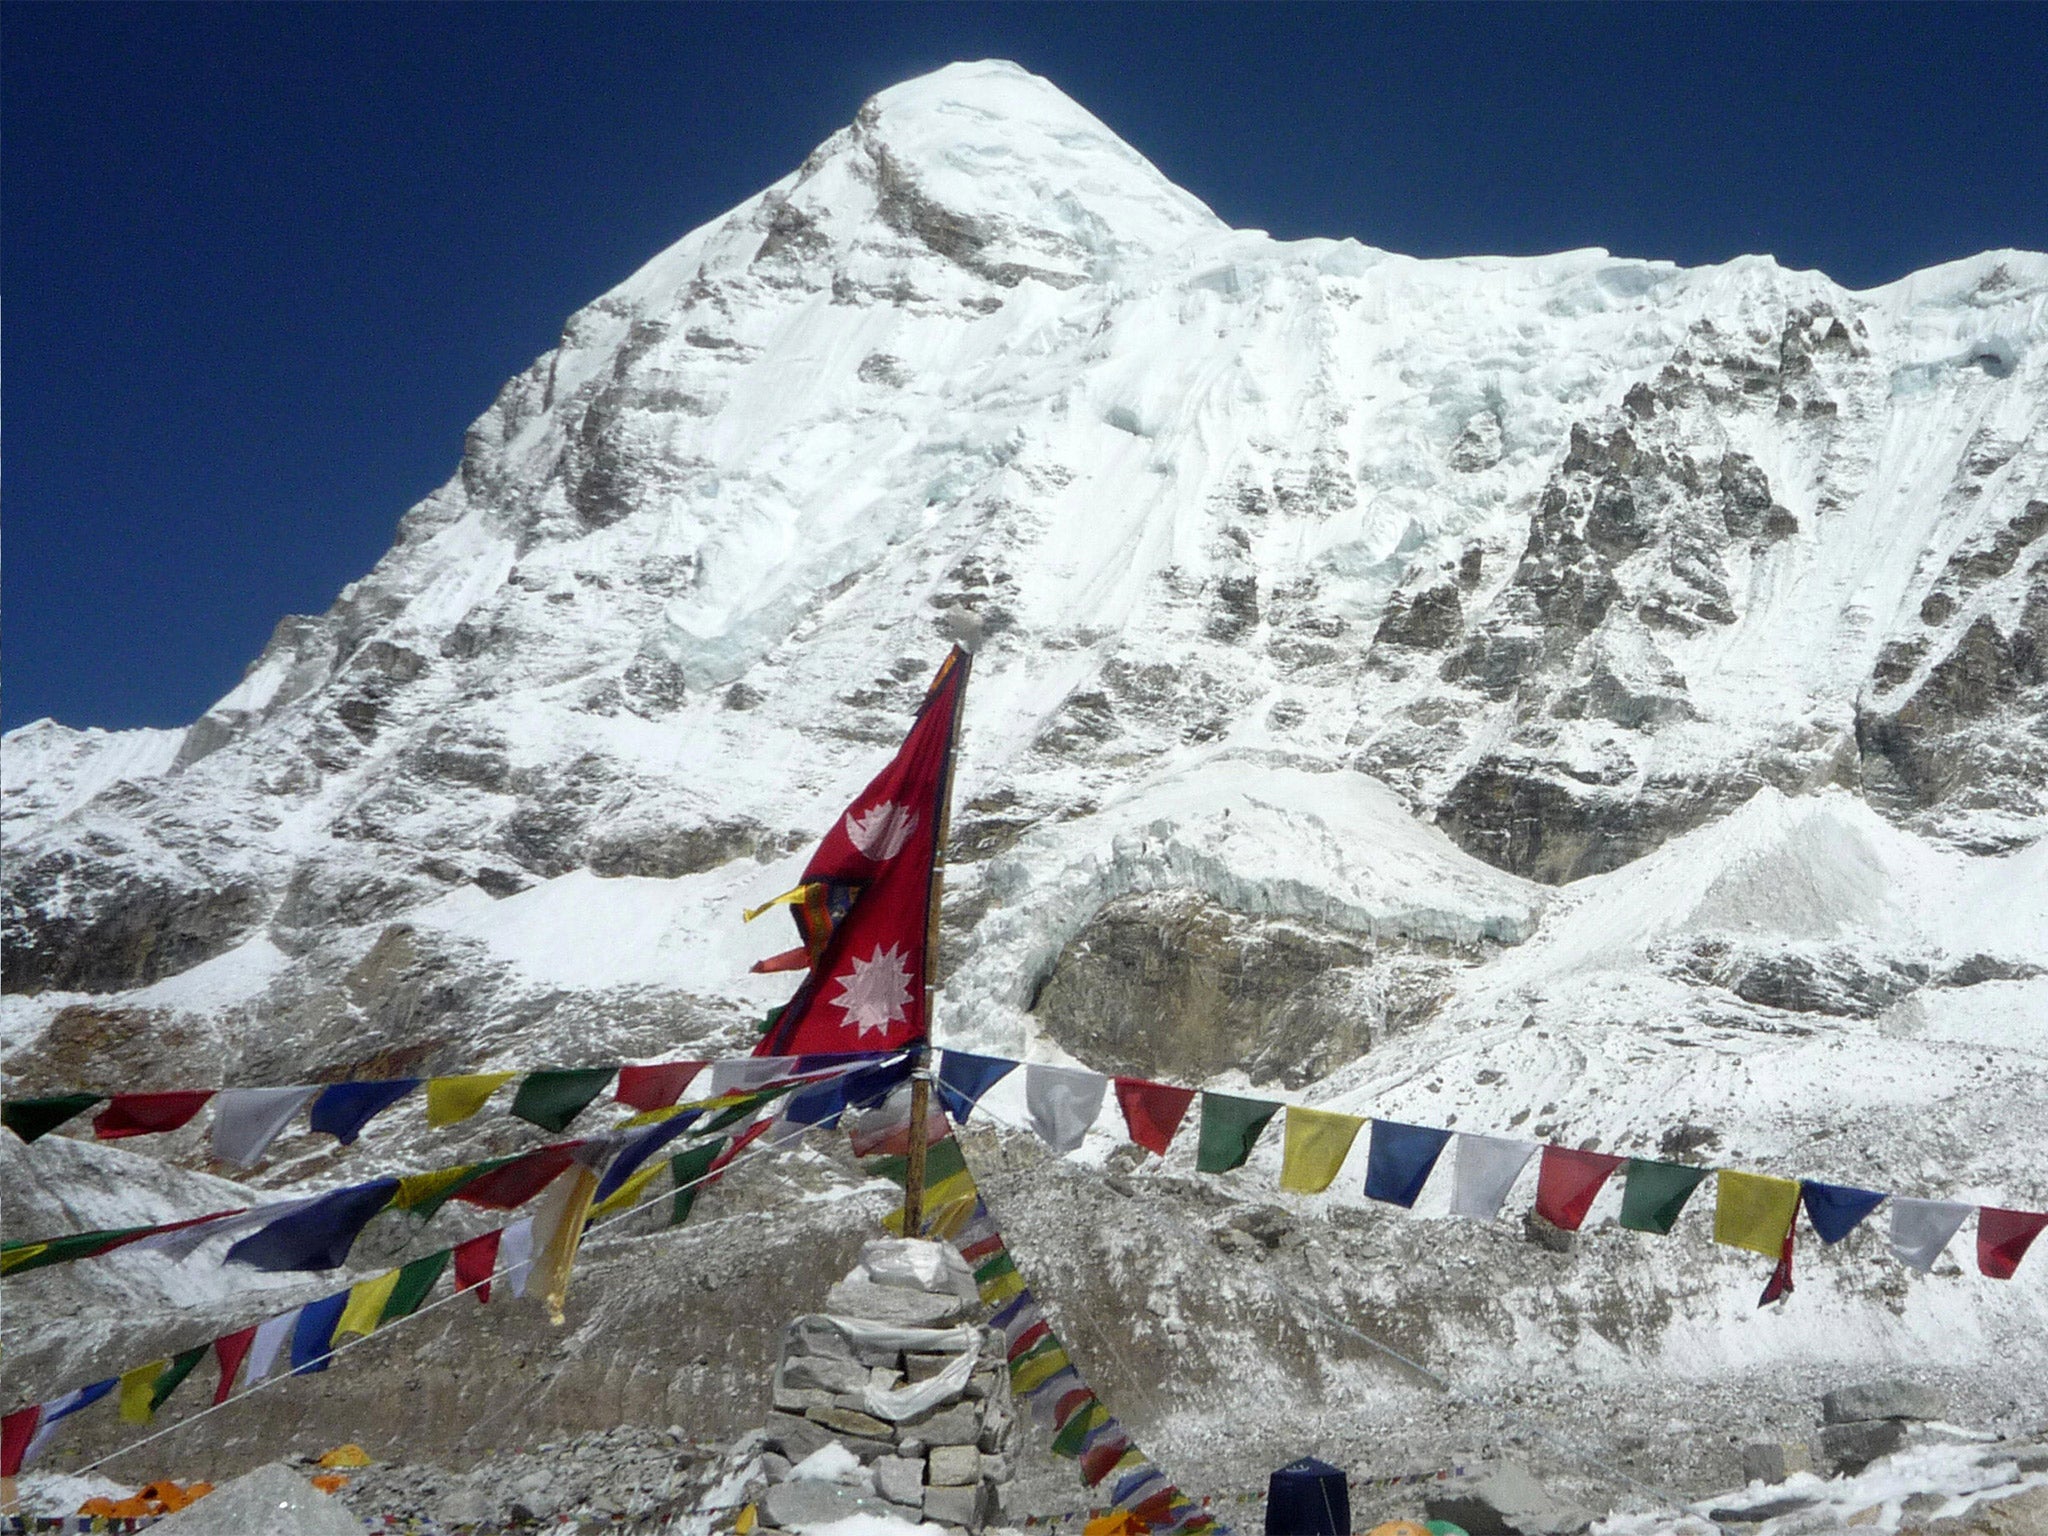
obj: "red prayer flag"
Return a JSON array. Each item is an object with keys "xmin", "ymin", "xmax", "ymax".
[
  {"xmin": 1113, "ymin": 1078, "xmax": 1196, "ymax": 1157},
  {"xmin": 1053, "ymin": 1387, "xmax": 1094, "ymax": 1428},
  {"xmin": 93, "ymin": 1090, "xmax": 215, "ymax": 1140},
  {"xmin": 614, "ymin": 1062, "xmax": 705, "ymax": 1112},
  {"xmin": 453, "ymin": 1230, "xmax": 502, "ymax": 1303},
  {"xmin": 2, "ymin": 1404, "xmax": 41, "ymax": 1477},
  {"xmin": 1978, "ymin": 1206, "xmax": 2048, "ymax": 1280},
  {"xmin": 1534, "ymin": 1146, "xmax": 1624, "ymax": 1232},
  {"xmin": 212, "ymin": 1327, "xmax": 257, "ymax": 1405},
  {"xmin": 1080, "ymin": 1432, "xmax": 1131, "ymax": 1487},
  {"xmin": 453, "ymin": 1144, "xmax": 581, "ymax": 1209},
  {"xmin": 1008, "ymin": 1319, "xmax": 1052, "ymax": 1360},
  {"xmin": 1760, "ymin": 1228, "xmax": 1796, "ymax": 1306},
  {"xmin": 749, "ymin": 946, "xmax": 812, "ymax": 975},
  {"xmin": 756, "ymin": 649, "xmax": 971, "ymax": 1056}
]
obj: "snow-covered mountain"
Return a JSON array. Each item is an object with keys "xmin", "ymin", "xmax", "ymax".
[{"xmin": 5, "ymin": 60, "xmax": 2045, "ymax": 1503}]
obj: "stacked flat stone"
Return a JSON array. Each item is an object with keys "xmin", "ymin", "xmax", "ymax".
[{"xmin": 756, "ymin": 1239, "xmax": 1017, "ymax": 1533}]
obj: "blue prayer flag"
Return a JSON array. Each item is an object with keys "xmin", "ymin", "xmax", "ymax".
[
  {"xmin": 225, "ymin": 1179, "xmax": 400, "ymax": 1271},
  {"xmin": 290, "ymin": 1292, "xmax": 351, "ymax": 1374},
  {"xmin": 938, "ymin": 1050, "xmax": 1015, "ymax": 1123},
  {"xmin": 1363, "ymin": 1120, "xmax": 1453, "ymax": 1208},
  {"xmin": 309, "ymin": 1080, "xmax": 421, "ymax": 1145},
  {"xmin": 594, "ymin": 1111, "xmax": 703, "ymax": 1203},
  {"xmin": 1800, "ymin": 1180, "xmax": 1888, "ymax": 1244}
]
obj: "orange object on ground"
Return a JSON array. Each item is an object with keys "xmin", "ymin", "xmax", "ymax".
[
  {"xmin": 312, "ymin": 1473, "xmax": 352, "ymax": 1492},
  {"xmin": 1364, "ymin": 1523, "xmax": 1432, "ymax": 1536}
]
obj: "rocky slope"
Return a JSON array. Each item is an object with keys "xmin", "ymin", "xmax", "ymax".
[{"xmin": 4, "ymin": 58, "xmax": 2045, "ymax": 1512}]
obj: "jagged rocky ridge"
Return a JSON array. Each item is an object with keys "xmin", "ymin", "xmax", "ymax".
[{"xmin": 3, "ymin": 59, "xmax": 2046, "ymax": 1513}]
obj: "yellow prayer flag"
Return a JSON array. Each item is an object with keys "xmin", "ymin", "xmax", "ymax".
[
  {"xmin": 335, "ymin": 1271, "xmax": 402, "ymax": 1340},
  {"xmin": 589, "ymin": 1161, "xmax": 663, "ymax": 1220},
  {"xmin": 393, "ymin": 1165, "xmax": 478, "ymax": 1213},
  {"xmin": 119, "ymin": 1360, "xmax": 168, "ymax": 1424},
  {"xmin": 531, "ymin": 1163, "xmax": 602, "ymax": 1326},
  {"xmin": 426, "ymin": 1072, "xmax": 517, "ymax": 1127},
  {"xmin": 622, "ymin": 1103, "xmax": 691, "ymax": 1129},
  {"xmin": 1279, "ymin": 1106, "xmax": 1365, "ymax": 1194},
  {"xmin": 1010, "ymin": 1345, "xmax": 1072, "ymax": 1395},
  {"xmin": 1714, "ymin": 1170, "xmax": 1802, "ymax": 1257},
  {"xmin": 979, "ymin": 1268, "xmax": 1027, "ymax": 1305},
  {"xmin": 1109, "ymin": 1448, "xmax": 1146, "ymax": 1478}
]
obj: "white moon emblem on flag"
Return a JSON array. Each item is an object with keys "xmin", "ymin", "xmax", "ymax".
[
  {"xmin": 831, "ymin": 944, "xmax": 914, "ymax": 1036},
  {"xmin": 845, "ymin": 801, "xmax": 917, "ymax": 860}
]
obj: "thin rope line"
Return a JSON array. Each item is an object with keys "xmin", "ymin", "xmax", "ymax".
[{"xmin": 66, "ymin": 1125, "xmax": 816, "ymax": 1478}]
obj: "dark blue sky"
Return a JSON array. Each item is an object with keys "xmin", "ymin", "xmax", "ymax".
[{"xmin": 6, "ymin": 3, "xmax": 2044, "ymax": 732}]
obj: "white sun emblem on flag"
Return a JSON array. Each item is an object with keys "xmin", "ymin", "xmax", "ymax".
[
  {"xmin": 831, "ymin": 943, "xmax": 914, "ymax": 1037},
  {"xmin": 844, "ymin": 801, "xmax": 917, "ymax": 860}
]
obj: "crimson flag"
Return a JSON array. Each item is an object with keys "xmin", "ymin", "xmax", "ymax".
[
  {"xmin": 453, "ymin": 1230, "xmax": 502, "ymax": 1303},
  {"xmin": 212, "ymin": 1327, "xmax": 257, "ymax": 1406},
  {"xmin": 1978, "ymin": 1207, "xmax": 2048, "ymax": 1279},
  {"xmin": 756, "ymin": 648, "xmax": 971, "ymax": 1056},
  {"xmin": 1534, "ymin": 1146, "xmax": 1624, "ymax": 1232},
  {"xmin": 93, "ymin": 1090, "xmax": 215, "ymax": 1139},
  {"xmin": 1114, "ymin": 1078, "xmax": 1196, "ymax": 1157}
]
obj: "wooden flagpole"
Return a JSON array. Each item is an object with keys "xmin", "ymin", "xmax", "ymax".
[{"xmin": 904, "ymin": 646, "xmax": 969, "ymax": 1237}]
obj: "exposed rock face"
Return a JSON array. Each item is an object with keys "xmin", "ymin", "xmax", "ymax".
[{"xmin": 1030, "ymin": 890, "xmax": 1378, "ymax": 1087}]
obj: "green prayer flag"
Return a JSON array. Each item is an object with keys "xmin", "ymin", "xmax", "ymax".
[
  {"xmin": 1195, "ymin": 1093, "xmax": 1280, "ymax": 1174},
  {"xmin": 381, "ymin": 1249, "xmax": 452, "ymax": 1323},
  {"xmin": 1049, "ymin": 1400, "xmax": 1105, "ymax": 1458},
  {"xmin": 701, "ymin": 1088, "xmax": 782, "ymax": 1134},
  {"xmin": 973, "ymin": 1250, "xmax": 1018, "ymax": 1285},
  {"xmin": 1619, "ymin": 1158, "xmax": 1710, "ymax": 1234},
  {"xmin": 509, "ymin": 1068, "xmax": 619, "ymax": 1133},
  {"xmin": 3, "ymin": 1092, "xmax": 104, "ymax": 1144},
  {"xmin": 670, "ymin": 1138, "xmax": 727, "ymax": 1227},
  {"xmin": 870, "ymin": 1137, "xmax": 968, "ymax": 1189},
  {"xmin": 2, "ymin": 1224, "xmax": 153, "ymax": 1276},
  {"xmin": 149, "ymin": 1346, "xmax": 208, "ymax": 1413}
]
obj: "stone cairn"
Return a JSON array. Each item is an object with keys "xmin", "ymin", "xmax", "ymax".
[{"xmin": 750, "ymin": 1237, "xmax": 1017, "ymax": 1533}]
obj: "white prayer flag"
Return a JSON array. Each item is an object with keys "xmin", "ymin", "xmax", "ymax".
[
  {"xmin": 1449, "ymin": 1133, "xmax": 1538, "ymax": 1219},
  {"xmin": 246, "ymin": 1310, "xmax": 298, "ymax": 1384},
  {"xmin": 210, "ymin": 1086, "xmax": 319, "ymax": 1169},
  {"xmin": 1889, "ymin": 1196, "xmax": 1971, "ymax": 1271},
  {"xmin": 1024, "ymin": 1065, "xmax": 1106, "ymax": 1156},
  {"xmin": 500, "ymin": 1217, "xmax": 536, "ymax": 1298}
]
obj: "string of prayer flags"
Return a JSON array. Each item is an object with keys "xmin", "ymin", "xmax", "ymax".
[
  {"xmin": 511, "ymin": 1068, "xmax": 618, "ymax": 1133},
  {"xmin": 211, "ymin": 1329, "xmax": 255, "ymax": 1406},
  {"xmin": 1360, "ymin": 1119, "xmax": 1449, "ymax": 1207},
  {"xmin": 1714, "ymin": 1171, "xmax": 1802, "ymax": 1258},
  {"xmin": 309, "ymin": 1080, "xmax": 421, "ymax": 1145},
  {"xmin": 1195, "ymin": 1094, "xmax": 1279, "ymax": 1174},
  {"xmin": 1448, "ymin": 1134, "xmax": 1537, "ymax": 1220},
  {"xmin": 1113, "ymin": 1078, "xmax": 1195, "ymax": 1157},
  {"xmin": 615, "ymin": 1061, "xmax": 705, "ymax": 1112},
  {"xmin": 1800, "ymin": 1181, "xmax": 1887, "ymax": 1245},
  {"xmin": 2, "ymin": 1209, "xmax": 246, "ymax": 1277},
  {"xmin": 427, "ymin": 1072, "xmax": 518, "ymax": 1126},
  {"xmin": 211, "ymin": 1086, "xmax": 320, "ymax": 1168},
  {"xmin": 1890, "ymin": 1197, "xmax": 1972, "ymax": 1272},
  {"xmin": 2, "ymin": 1092, "xmax": 103, "ymax": 1143},
  {"xmin": 1618, "ymin": 1159, "xmax": 1709, "ymax": 1234},
  {"xmin": 94, "ymin": 1090, "xmax": 214, "ymax": 1140},
  {"xmin": 1283, "ymin": 1108, "xmax": 1367, "ymax": 1195},
  {"xmin": 225, "ymin": 1179, "xmax": 401, "ymax": 1272},
  {"xmin": 1534, "ymin": 1147, "xmax": 1624, "ymax": 1232},
  {"xmin": 290, "ymin": 1292, "xmax": 351, "ymax": 1374},
  {"xmin": 1978, "ymin": 1208, "xmax": 2048, "ymax": 1280},
  {"xmin": 936, "ymin": 1049, "xmax": 1017, "ymax": 1123},
  {"xmin": 1027, "ymin": 1065, "xmax": 1108, "ymax": 1156}
]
